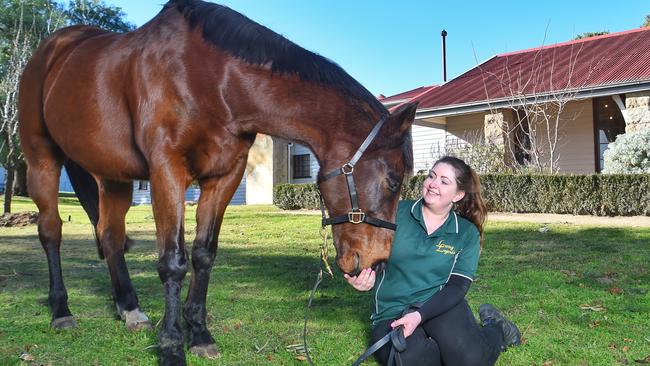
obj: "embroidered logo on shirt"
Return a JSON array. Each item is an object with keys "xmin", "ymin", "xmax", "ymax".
[{"xmin": 435, "ymin": 240, "xmax": 456, "ymax": 255}]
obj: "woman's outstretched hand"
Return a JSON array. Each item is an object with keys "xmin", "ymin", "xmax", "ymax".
[
  {"xmin": 391, "ymin": 311, "xmax": 422, "ymax": 338},
  {"xmin": 343, "ymin": 268, "xmax": 376, "ymax": 291}
]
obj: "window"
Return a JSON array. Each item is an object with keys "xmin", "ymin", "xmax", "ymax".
[
  {"xmin": 138, "ymin": 181, "xmax": 149, "ymax": 190},
  {"xmin": 512, "ymin": 109, "xmax": 532, "ymax": 165},
  {"xmin": 594, "ymin": 96, "xmax": 626, "ymax": 172},
  {"xmin": 292, "ymin": 154, "xmax": 311, "ymax": 179}
]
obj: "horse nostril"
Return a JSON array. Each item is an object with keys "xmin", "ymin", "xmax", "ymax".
[
  {"xmin": 347, "ymin": 253, "xmax": 361, "ymax": 277},
  {"xmin": 372, "ymin": 261, "xmax": 386, "ymax": 273}
]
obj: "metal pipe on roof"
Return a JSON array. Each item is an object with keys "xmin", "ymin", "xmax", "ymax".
[{"xmin": 441, "ymin": 30, "xmax": 447, "ymax": 82}]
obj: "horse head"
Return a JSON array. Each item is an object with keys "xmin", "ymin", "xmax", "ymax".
[{"xmin": 319, "ymin": 102, "xmax": 417, "ymax": 276}]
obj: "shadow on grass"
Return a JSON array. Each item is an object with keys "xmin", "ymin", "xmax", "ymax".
[{"xmin": 0, "ymin": 233, "xmax": 373, "ymax": 328}]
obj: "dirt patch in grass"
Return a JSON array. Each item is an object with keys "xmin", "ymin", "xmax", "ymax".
[{"xmin": 0, "ymin": 212, "xmax": 38, "ymax": 227}]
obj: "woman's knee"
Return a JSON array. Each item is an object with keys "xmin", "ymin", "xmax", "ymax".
[
  {"xmin": 396, "ymin": 328, "xmax": 442, "ymax": 366},
  {"xmin": 371, "ymin": 324, "xmax": 441, "ymax": 366}
]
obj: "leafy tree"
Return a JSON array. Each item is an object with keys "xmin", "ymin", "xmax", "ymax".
[
  {"xmin": 0, "ymin": 0, "xmax": 66, "ymax": 70},
  {"xmin": 65, "ymin": 0, "xmax": 135, "ymax": 32},
  {"xmin": 1, "ymin": 4, "xmax": 39, "ymax": 212},
  {"xmin": 643, "ymin": 14, "xmax": 650, "ymax": 27},
  {"xmin": 573, "ymin": 31, "xmax": 609, "ymax": 40}
]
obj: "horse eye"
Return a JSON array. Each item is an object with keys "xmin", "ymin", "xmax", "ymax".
[{"xmin": 386, "ymin": 177, "xmax": 400, "ymax": 192}]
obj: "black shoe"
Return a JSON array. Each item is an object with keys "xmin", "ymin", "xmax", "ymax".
[{"xmin": 479, "ymin": 304, "xmax": 521, "ymax": 350}]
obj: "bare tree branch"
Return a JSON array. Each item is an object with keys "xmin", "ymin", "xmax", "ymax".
[{"xmin": 475, "ymin": 33, "xmax": 597, "ymax": 173}]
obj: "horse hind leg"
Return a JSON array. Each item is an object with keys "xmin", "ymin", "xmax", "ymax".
[
  {"xmin": 24, "ymin": 139, "xmax": 76, "ymax": 329},
  {"xmin": 96, "ymin": 179, "xmax": 151, "ymax": 331}
]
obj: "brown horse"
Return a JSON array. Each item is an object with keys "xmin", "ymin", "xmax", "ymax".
[{"xmin": 19, "ymin": 0, "xmax": 416, "ymax": 364}]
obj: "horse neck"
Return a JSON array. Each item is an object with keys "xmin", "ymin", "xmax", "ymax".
[{"xmin": 236, "ymin": 73, "xmax": 385, "ymax": 172}]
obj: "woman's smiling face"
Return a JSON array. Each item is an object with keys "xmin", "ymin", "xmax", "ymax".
[{"xmin": 422, "ymin": 162, "xmax": 465, "ymax": 212}]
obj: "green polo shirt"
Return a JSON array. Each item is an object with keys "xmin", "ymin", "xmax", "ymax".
[{"xmin": 371, "ymin": 199, "xmax": 481, "ymax": 325}]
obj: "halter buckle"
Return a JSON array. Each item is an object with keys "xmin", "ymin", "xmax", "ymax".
[
  {"xmin": 341, "ymin": 163, "xmax": 354, "ymax": 175},
  {"xmin": 348, "ymin": 210, "xmax": 365, "ymax": 224}
]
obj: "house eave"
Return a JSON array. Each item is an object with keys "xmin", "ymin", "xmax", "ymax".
[{"xmin": 415, "ymin": 80, "xmax": 650, "ymax": 119}]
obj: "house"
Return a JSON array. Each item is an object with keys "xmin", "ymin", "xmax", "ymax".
[{"xmin": 385, "ymin": 27, "xmax": 650, "ymax": 174}]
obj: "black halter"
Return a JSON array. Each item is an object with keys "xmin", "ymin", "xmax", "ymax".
[{"xmin": 317, "ymin": 115, "xmax": 397, "ymax": 231}]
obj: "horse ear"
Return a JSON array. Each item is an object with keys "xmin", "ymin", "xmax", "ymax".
[{"xmin": 388, "ymin": 101, "xmax": 418, "ymax": 135}]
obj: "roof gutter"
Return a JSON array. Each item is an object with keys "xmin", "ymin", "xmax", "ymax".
[
  {"xmin": 381, "ymin": 99, "xmax": 409, "ymax": 108},
  {"xmin": 415, "ymin": 79, "xmax": 650, "ymax": 119}
]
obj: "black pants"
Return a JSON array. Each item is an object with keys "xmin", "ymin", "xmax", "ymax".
[{"xmin": 370, "ymin": 299, "xmax": 503, "ymax": 366}]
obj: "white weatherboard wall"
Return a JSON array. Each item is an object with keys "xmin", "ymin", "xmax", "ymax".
[
  {"xmin": 131, "ymin": 177, "xmax": 246, "ymax": 206},
  {"xmin": 229, "ymin": 176, "xmax": 247, "ymax": 205},
  {"xmin": 411, "ymin": 124, "xmax": 446, "ymax": 173},
  {"xmin": 59, "ymin": 168, "xmax": 74, "ymax": 192}
]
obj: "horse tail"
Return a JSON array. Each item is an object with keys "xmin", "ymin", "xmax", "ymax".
[
  {"xmin": 63, "ymin": 159, "xmax": 104, "ymax": 258},
  {"xmin": 64, "ymin": 160, "xmax": 99, "ymax": 224},
  {"xmin": 63, "ymin": 160, "xmax": 134, "ymax": 259}
]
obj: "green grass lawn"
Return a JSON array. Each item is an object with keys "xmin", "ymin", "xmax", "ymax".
[{"xmin": 1, "ymin": 196, "xmax": 649, "ymax": 365}]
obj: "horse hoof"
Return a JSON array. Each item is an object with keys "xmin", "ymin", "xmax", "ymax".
[
  {"xmin": 51, "ymin": 316, "xmax": 77, "ymax": 330},
  {"xmin": 189, "ymin": 344, "xmax": 221, "ymax": 359},
  {"xmin": 127, "ymin": 320, "xmax": 153, "ymax": 332},
  {"xmin": 122, "ymin": 309, "xmax": 153, "ymax": 332}
]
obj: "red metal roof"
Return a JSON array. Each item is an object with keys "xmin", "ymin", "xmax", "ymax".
[
  {"xmin": 378, "ymin": 85, "xmax": 437, "ymax": 104},
  {"xmin": 413, "ymin": 27, "xmax": 650, "ymax": 111}
]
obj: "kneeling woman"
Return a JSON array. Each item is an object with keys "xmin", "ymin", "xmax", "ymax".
[{"xmin": 345, "ymin": 156, "xmax": 520, "ymax": 366}]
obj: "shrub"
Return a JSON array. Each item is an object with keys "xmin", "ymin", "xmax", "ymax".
[
  {"xmin": 480, "ymin": 174, "xmax": 649, "ymax": 216},
  {"xmin": 275, "ymin": 174, "xmax": 650, "ymax": 216},
  {"xmin": 273, "ymin": 183, "xmax": 320, "ymax": 210},
  {"xmin": 444, "ymin": 143, "xmax": 511, "ymax": 174},
  {"xmin": 603, "ymin": 129, "xmax": 650, "ymax": 173},
  {"xmin": 430, "ymin": 133, "xmax": 511, "ymax": 174}
]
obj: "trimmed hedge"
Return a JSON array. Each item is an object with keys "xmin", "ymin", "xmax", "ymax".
[
  {"xmin": 403, "ymin": 174, "xmax": 650, "ymax": 216},
  {"xmin": 273, "ymin": 183, "xmax": 321, "ymax": 210},
  {"xmin": 274, "ymin": 174, "xmax": 650, "ymax": 216}
]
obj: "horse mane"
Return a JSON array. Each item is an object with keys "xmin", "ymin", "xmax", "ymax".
[{"xmin": 163, "ymin": 0, "xmax": 387, "ymax": 116}]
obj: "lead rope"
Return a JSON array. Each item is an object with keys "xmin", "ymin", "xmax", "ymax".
[{"xmin": 302, "ymin": 226, "xmax": 334, "ymax": 366}]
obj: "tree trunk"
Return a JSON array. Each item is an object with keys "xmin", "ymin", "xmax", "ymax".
[
  {"xmin": 4, "ymin": 167, "xmax": 15, "ymax": 214},
  {"xmin": 13, "ymin": 159, "xmax": 28, "ymax": 196}
]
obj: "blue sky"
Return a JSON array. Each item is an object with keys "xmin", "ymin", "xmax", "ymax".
[{"xmin": 106, "ymin": 0, "xmax": 649, "ymax": 97}]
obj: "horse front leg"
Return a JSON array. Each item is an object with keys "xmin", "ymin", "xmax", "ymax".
[
  {"xmin": 184, "ymin": 167, "xmax": 246, "ymax": 359},
  {"xmin": 149, "ymin": 162, "xmax": 190, "ymax": 366}
]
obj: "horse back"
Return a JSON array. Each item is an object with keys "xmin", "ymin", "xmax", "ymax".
[{"xmin": 33, "ymin": 25, "xmax": 111, "ymax": 71}]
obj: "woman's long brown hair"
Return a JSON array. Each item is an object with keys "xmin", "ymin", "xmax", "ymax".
[{"xmin": 434, "ymin": 156, "xmax": 488, "ymax": 248}]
